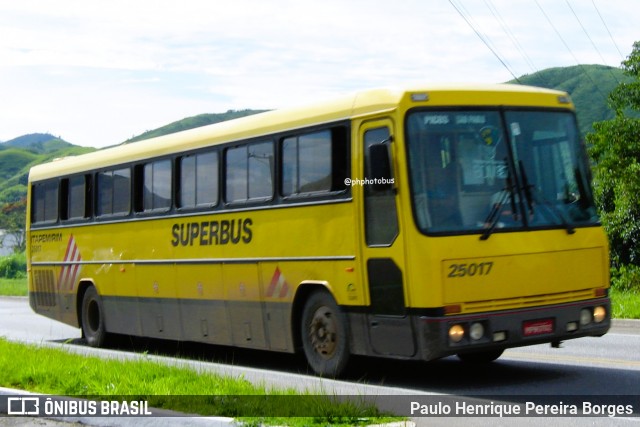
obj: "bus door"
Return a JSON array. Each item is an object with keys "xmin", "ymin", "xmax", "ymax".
[{"xmin": 359, "ymin": 119, "xmax": 416, "ymax": 357}]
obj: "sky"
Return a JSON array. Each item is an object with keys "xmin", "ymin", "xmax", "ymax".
[{"xmin": 0, "ymin": 0, "xmax": 637, "ymax": 148}]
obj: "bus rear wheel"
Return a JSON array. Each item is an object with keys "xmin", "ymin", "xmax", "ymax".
[
  {"xmin": 81, "ymin": 286, "xmax": 108, "ymax": 347},
  {"xmin": 457, "ymin": 349, "xmax": 504, "ymax": 363},
  {"xmin": 301, "ymin": 290, "xmax": 350, "ymax": 377}
]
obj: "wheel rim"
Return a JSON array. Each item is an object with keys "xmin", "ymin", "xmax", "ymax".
[{"xmin": 308, "ymin": 305, "xmax": 337, "ymax": 359}]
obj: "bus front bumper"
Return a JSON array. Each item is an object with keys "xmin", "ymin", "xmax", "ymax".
[{"xmin": 417, "ymin": 298, "xmax": 611, "ymax": 361}]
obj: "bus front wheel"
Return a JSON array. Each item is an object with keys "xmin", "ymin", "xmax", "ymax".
[
  {"xmin": 81, "ymin": 286, "xmax": 108, "ymax": 347},
  {"xmin": 301, "ymin": 290, "xmax": 350, "ymax": 377}
]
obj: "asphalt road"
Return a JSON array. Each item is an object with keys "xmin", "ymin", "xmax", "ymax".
[{"xmin": 1, "ymin": 296, "xmax": 639, "ymax": 426}]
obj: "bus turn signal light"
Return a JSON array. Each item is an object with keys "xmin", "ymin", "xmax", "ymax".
[{"xmin": 444, "ymin": 305, "xmax": 461, "ymax": 315}]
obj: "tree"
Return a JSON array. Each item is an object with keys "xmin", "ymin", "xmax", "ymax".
[
  {"xmin": 0, "ymin": 198, "xmax": 26, "ymax": 253},
  {"xmin": 588, "ymin": 41, "xmax": 640, "ymax": 268}
]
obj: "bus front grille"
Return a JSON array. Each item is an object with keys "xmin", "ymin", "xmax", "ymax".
[{"xmin": 462, "ymin": 289, "xmax": 596, "ymax": 313}]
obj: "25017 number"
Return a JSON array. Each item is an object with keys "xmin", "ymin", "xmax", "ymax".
[{"xmin": 447, "ymin": 262, "xmax": 494, "ymax": 278}]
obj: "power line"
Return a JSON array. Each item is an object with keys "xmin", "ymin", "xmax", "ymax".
[
  {"xmin": 483, "ymin": 0, "xmax": 538, "ymax": 75},
  {"xmin": 591, "ymin": 0, "xmax": 625, "ymax": 61},
  {"xmin": 456, "ymin": 0, "xmax": 513, "ymax": 69},
  {"xmin": 534, "ymin": 0, "xmax": 609, "ymax": 101},
  {"xmin": 565, "ymin": 0, "xmax": 621, "ymax": 85},
  {"xmin": 565, "ymin": 1, "xmax": 613, "ymax": 67},
  {"xmin": 448, "ymin": 0, "xmax": 522, "ymax": 83},
  {"xmin": 535, "ymin": 0, "xmax": 581, "ymax": 66}
]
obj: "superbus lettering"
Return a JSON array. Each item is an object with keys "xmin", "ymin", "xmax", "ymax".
[{"xmin": 171, "ymin": 218, "xmax": 253, "ymax": 247}]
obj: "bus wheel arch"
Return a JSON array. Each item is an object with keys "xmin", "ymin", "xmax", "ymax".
[
  {"xmin": 78, "ymin": 282, "xmax": 109, "ymax": 347},
  {"xmin": 291, "ymin": 283, "xmax": 331, "ymax": 351},
  {"xmin": 294, "ymin": 284, "xmax": 350, "ymax": 377},
  {"xmin": 76, "ymin": 280, "xmax": 94, "ymax": 329}
]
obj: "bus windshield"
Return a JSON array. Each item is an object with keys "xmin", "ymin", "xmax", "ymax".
[{"xmin": 406, "ymin": 109, "xmax": 598, "ymax": 235}]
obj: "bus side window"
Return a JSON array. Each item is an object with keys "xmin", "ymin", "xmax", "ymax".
[
  {"xmin": 178, "ymin": 151, "xmax": 219, "ymax": 209},
  {"xmin": 282, "ymin": 132, "xmax": 330, "ymax": 195},
  {"xmin": 135, "ymin": 159, "xmax": 172, "ymax": 213},
  {"xmin": 281, "ymin": 126, "xmax": 349, "ymax": 197},
  {"xmin": 225, "ymin": 141, "xmax": 274, "ymax": 203},
  {"xmin": 60, "ymin": 175, "xmax": 91, "ymax": 221},
  {"xmin": 96, "ymin": 168, "xmax": 131, "ymax": 217},
  {"xmin": 31, "ymin": 180, "xmax": 59, "ymax": 224}
]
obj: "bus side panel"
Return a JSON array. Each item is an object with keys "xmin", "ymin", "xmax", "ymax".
[
  {"xmin": 135, "ymin": 264, "xmax": 181, "ymax": 340},
  {"xmin": 99, "ymin": 262, "xmax": 140, "ymax": 336},
  {"xmin": 260, "ymin": 262, "xmax": 294, "ymax": 352},
  {"xmin": 75, "ymin": 224, "xmax": 140, "ymax": 337},
  {"xmin": 176, "ymin": 264, "xmax": 233, "ymax": 345},
  {"xmin": 223, "ymin": 263, "xmax": 267, "ymax": 349},
  {"xmin": 30, "ymin": 200, "xmax": 360, "ymax": 352}
]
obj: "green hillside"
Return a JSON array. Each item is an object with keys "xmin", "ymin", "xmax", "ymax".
[
  {"xmin": 0, "ymin": 135, "xmax": 94, "ymax": 204},
  {"xmin": 0, "ymin": 112, "xmax": 266, "ymax": 206},
  {"xmin": 3, "ymin": 133, "xmax": 75, "ymax": 153},
  {"xmin": 509, "ymin": 64, "xmax": 628, "ymax": 135},
  {"xmin": 125, "ymin": 109, "xmax": 267, "ymax": 143},
  {"xmin": 0, "ymin": 149, "xmax": 39, "ymax": 182}
]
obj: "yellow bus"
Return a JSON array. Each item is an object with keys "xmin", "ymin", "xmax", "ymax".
[{"xmin": 27, "ymin": 84, "xmax": 610, "ymax": 376}]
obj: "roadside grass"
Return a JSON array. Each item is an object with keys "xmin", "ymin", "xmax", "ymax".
[
  {"xmin": 0, "ymin": 338, "xmax": 401, "ymax": 426},
  {"xmin": 0, "ymin": 277, "xmax": 27, "ymax": 296},
  {"xmin": 610, "ymin": 287, "xmax": 640, "ymax": 319}
]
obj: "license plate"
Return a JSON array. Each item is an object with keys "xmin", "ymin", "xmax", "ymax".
[{"xmin": 523, "ymin": 319, "xmax": 554, "ymax": 337}]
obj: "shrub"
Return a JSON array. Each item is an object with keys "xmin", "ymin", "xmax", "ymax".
[
  {"xmin": 610, "ymin": 264, "xmax": 640, "ymax": 293},
  {"xmin": 0, "ymin": 252, "xmax": 26, "ymax": 279}
]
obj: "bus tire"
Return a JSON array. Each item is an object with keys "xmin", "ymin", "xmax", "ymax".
[
  {"xmin": 301, "ymin": 290, "xmax": 350, "ymax": 377},
  {"xmin": 81, "ymin": 286, "xmax": 108, "ymax": 347},
  {"xmin": 457, "ymin": 349, "xmax": 504, "ymax": 363}
]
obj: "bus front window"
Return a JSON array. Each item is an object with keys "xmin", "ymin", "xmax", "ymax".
[
  {"xmin": 505, "ymin": 110, "xmax": 598, "ymax": 228},
  {"xmin": 406, "ymin": 110, "xmax": 518, "ymax": 234},
  {"xmin": 406, "ymin": 109, "xmax": 598, "ymax": 236}
]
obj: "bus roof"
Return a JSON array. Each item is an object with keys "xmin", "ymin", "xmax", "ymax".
[{"xmin": 28, "ymin": 83, "xmax": 572, "ymax": 182}]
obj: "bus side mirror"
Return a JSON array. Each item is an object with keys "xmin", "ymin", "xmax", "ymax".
[{"xmin": 368, "ymin": 144, "xmax": 393, "ymax": 192}]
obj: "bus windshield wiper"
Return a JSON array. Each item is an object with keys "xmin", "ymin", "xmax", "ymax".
[
  {"xmin": 519, "ymin": 161, "xmax": 575, "ymax": 235},
  {"xmin": 480, "ymin": 169, "xmax": 518, "ymax": 241}
]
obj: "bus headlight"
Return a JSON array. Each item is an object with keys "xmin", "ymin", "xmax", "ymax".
[
  {"xmin": 593, "ymin": 306, "xmax": 606, "ymax": 323},
  {"xmin": 449, "ymin": 324, "xmax": 465, "ymax": 343},
  {"xmin": 579, "ymin": 308, "xmax": 592, "ymax": 326},
  {"xmin": 469, "ymin": 322, "xmax": 484, "ymax": 341}
]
